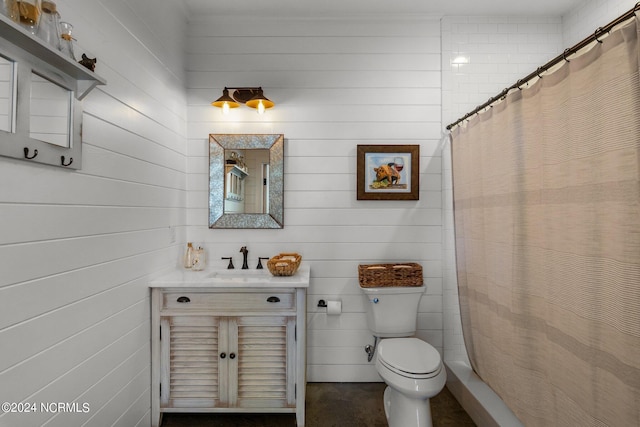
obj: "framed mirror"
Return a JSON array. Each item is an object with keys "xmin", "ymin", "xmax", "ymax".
[{"xmin": 209, "ymin": 134, "xmax": 284, "ymax": 229}]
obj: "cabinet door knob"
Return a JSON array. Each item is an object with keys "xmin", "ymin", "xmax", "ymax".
[
  {"xmin": 229, "ymin": 353, "xmax": 236, "ymax": 359},
  {"xmin": 176, "ymin": 296, "xmax": 191, "ymax": 303},
  {"xmin": 220, "ymin": 352, "xmax": 226, "ymax": 359},
  {"xmin": 267, "ymin": 296, "xmax": 280, "ymax": 303}
]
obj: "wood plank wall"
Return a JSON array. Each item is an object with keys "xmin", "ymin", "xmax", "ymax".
[
  {"xmin": 0, "ymin": 0, "xmax": 188, "ymax": 426},
  {"xmin": 186, "ymin": 15, "xmax": 444, "ymax": 382}
]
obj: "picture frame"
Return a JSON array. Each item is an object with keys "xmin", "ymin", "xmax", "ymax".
[{"xmin": 356, "ymin": 144, "xmax": 419, "ymax": 200}]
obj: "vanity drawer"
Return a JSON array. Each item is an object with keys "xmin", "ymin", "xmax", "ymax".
[{"xmin": 161, "ymin": 290, "xmax": 296, "ymax": 312}]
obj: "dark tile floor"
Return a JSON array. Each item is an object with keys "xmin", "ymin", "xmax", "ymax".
[{"xmin": 161, "ymin": 383, "xmax": 476, "ymax": 426}]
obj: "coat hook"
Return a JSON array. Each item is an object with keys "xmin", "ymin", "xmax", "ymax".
[
  {"xmin": 61, "ymin": 156, "xmax": 73, "ymax": 167},
  {"xmin": 24, "ymin": 147, "xmax": 38, "ymax": 159}
]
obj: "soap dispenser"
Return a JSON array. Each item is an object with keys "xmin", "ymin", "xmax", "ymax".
[{"xmin": 192, "ymin": 247, "xmax": 206, "ymax": 271}]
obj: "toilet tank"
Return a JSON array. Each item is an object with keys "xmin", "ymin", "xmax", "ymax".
[{"xmin": 360, "ymin": 285, "xmax": 425, "ymax": 337}]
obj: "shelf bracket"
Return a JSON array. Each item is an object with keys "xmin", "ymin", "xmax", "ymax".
[{"xmin": 76, "ymin": 80, "xmax": 100, "ymax": 100}]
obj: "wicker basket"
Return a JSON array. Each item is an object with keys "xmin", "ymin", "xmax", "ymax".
[
  {"xmin": 267, "ymin": 253, "xmax": 302, "ymax": 276},
  {"xmin": 358, "ymin": 263, "xmax": 423, "ymax": 288}
]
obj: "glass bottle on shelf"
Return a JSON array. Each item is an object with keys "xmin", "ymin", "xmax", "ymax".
[
  {"xmin": 36, "ymin": 0, "xmax": 61, "ymax": 50},
  {"xmin": 3, "ymin": 0, "xmax": 20, "ymax": 22},
  {"xmin": 16, "ymin": 0, "xmax": 41, "ymax": 35},
  {"xmin": 58, "ymin": 21, "xmax": 75, "ymax": 60}
]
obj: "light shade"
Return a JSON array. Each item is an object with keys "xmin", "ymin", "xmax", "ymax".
[
  {"xmin": 211, "ymin": 88, "xmax": 240, "ymax": 109},
  {"xmin": 212, "ymin": 87, "xmax": 274, "ymax": 114},
  {"xmin": 245, "ymin": 88, "xmax": 275, "ymax": 110}
]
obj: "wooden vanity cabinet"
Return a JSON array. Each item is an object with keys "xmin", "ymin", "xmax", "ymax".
[{"xmin": 151, "ymin": 287, "xmax": 306, "ymax": 427}]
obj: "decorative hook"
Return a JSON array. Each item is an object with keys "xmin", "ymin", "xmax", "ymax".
[
  {"xmin": 563, "ymin": 48, "xmax": 572, "ymax": 62},
  {"xmin": 23, "ymin": 147, "xmax": 38, "ymax": 159},
  {"xmin": 594, "ymin": 27, "xmax": 605, "ymax": 43},
  {"xmin": 61, "ymin": 156, "xmax": 73, "ymax": 167}
]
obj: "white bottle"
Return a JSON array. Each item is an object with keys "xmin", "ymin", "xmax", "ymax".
[{"xmin": 183, "ymin": 242, "xmax": 194, "ymax": 269}]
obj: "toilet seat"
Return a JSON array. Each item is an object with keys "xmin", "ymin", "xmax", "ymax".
[{"xmin": 377, "ymin": 338, "xmax": 442, "ymax": 379}]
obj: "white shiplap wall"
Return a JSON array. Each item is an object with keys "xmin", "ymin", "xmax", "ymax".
[
  {"xmin": 0, "ymin": 0, "xmax": 188, "ymax": 426},
  {"xmin": 186, "ymin": 15, "xmax": 443, "ymax": 382}
]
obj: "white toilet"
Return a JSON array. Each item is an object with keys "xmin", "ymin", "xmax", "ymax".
[{"xmin": 361, "ymin": 285, "xmax": 446, "ymax": 427}]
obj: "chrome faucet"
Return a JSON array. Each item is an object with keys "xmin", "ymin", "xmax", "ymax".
[{"xmin": 240, "ymin": 246, "xmax": 249, "ymax": 269}]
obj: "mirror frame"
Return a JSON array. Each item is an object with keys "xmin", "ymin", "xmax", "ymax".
[{"xmin": 209, "ymin": 134, "xmax": 284, "ymax": 229}]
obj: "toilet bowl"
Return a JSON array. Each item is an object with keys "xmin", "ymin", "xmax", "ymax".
[{"xmin": 376, "ymin": 338, "xmax": 446, "ymax": 427}]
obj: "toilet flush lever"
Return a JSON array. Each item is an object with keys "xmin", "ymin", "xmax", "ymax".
[{"xmin": 372, "ymin": 298, "xmax": 379, "ymax": 304}]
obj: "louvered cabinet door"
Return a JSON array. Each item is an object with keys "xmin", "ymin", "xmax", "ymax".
[
  {"xmin": 160, "ymin": 316, "xmax": 222, "ymax": 409},
  {"xmin": 230, "ymin": 316, "xmax": 297, "ymax": 408}
]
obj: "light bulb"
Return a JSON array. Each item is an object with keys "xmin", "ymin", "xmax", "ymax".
[
  {"xmin": 222, "ymin": 102, "xmax": 230, "ymax": 115},
  {"xmin": 257, "ymin": 100, "xmax": 265, "ymax": 115}
]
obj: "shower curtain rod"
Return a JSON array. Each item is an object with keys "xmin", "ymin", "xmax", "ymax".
[{"xmin": 446, "ymin": 2, "xmax": 640, "ymax": 130}]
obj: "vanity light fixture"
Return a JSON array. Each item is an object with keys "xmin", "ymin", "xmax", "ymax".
[{"xmin": 212, "ymin": 87, "xmax": 274, "ymax": 115}]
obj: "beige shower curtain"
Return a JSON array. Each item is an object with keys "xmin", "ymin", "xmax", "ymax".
[{"xmin": 450, "ymin": 16, "xmax": 640, "ymax": 427}]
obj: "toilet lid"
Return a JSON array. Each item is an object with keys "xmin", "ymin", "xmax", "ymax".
[{"xmin": 378, "ymin": 338, "xmax": 441, "ymax": 377}]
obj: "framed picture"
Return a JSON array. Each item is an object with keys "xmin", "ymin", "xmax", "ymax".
[{"xmin": 357, "ymin": 145, "xmax": 419, "ymax": 200}]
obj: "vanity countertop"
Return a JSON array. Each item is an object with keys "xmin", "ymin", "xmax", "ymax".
[{"xmin": 150, "ymin": 264, "xmax": 310, "ymax": 288}]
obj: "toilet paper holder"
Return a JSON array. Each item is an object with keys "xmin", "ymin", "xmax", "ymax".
[{"xmin": 318, "ymin": 299, "xmax": 342, "ymax": 315}]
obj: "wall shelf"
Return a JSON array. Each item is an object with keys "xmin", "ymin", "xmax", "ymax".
[
  {"xmin": 0, "ymin": 13, "xmax": 105, "ymax": 100},
  {"xmin": 225, "ymin": 164, "xmax": 248, "ymax": 201},
  {"xmin": 0, "ymin": 13, "xmax": 106, "ymax": 170}
]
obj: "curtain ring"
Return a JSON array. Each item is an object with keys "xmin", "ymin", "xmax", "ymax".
[
  {"xmin": 635, "ymin": 2, "xmax": 640, "ymax": 15},
  {"xmin": 516, "ymin": 79, "xmax": 525, "ymax": 90},
  {"xmin": 536, "ymin": 67, "xmax": 545, "ymax": 79},
  {"xmin": 563, "ymin": 48, "xmax": 572, "ymax": 62},
  {"xmin": 594, "ymin": 27, "xmax": 604, "ymax": 43}
]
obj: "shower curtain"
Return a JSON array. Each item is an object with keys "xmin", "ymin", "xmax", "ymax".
[{"xmin": 450, "ymin": 16, "xmax": 640, "ymax": 427}]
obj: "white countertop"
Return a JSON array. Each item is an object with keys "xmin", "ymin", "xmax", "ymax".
[{"xmin": 149, "ymin": 264, "xmax": 310, "ymax": 288}]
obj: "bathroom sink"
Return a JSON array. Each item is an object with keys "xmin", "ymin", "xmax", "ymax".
[{"xmin": 207, "ymin": 269, "xmax": 272, "ymax": 283}]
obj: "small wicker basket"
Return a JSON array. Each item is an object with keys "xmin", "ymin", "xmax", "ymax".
[
  {"xmin": 267, "ymin": 253, "xmax": 302, "ymax": 276},
  {"xmin": 358, "ymin": 263, "xmax": 423, "ymax": 288}
]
